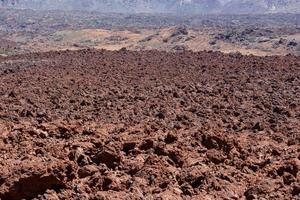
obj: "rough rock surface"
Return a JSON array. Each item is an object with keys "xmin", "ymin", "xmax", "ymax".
[{"xmin": 0, "ymin": 49, "xmax": 299, "ymax": 199}]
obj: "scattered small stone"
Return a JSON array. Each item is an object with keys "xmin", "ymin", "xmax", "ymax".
[
  {"xmin": 165, "ymin": 133, "xmax": 177, "ymax": 144},
  {"xmin": 94, "ymin": 149, "xmax": 121, "ymax": 169},
  {"xmin": 78, "ymin": 165, "xmax": 99, "ymax": 178}
]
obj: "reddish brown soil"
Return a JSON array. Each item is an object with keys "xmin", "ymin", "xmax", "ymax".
[{"xmin": 0, "ymin": 49, "xmax": 300, "ymax": 199}]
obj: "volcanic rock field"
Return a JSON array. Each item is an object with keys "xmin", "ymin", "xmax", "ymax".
[{"xmin": 0, "ymin": 49, "xmax": 299, "ymax": 199}]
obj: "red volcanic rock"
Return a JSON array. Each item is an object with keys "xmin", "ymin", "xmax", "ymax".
[{"xmin": 0, "ymin": 49, "xmax": 299, "ymax": 199}]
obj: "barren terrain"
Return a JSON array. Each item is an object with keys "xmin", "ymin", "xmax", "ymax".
[
  {"xmin": 0, "ymin": 9, "xmax": 299, "ymax": 56},
  {"xmin": 0, "ymin": 6, "xmax": 300, "ymax": 200},
  {"xmin": 0, "ymin": 49, "xmax": 299, "ymax": 199}
]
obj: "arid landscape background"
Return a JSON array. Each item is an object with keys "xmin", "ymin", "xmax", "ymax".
[
  {"xmin": 0, "ymin": 1, "xmax": 300, "ymax": 200},
  {"xmin": 0, "ymin": 9, "xmax": 299, "ymax": 56}
]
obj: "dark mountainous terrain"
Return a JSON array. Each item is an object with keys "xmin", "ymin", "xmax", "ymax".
[{"xmin": 1, "ymin": 0, "xmax": 299, "ymax": 14}]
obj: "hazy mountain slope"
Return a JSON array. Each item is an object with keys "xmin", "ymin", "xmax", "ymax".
[
  {"xmin": 222, "ymin": 0, "xmax": 267, "ymax": 13},
  {"xmin": 0, "ymin": 0, "xmax": 299, "ymax": 13},
  {"xmin": 222, "ymin": 0, "xmax": 300, "ymax": 13},
  {"xmin": 0, "ymin": 0, "xmax": 220, "ymax": 13}
]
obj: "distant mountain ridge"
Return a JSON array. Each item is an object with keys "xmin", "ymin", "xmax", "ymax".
[{"xmin": 1, "ymin": 0, "xmax": 299, "ymax": 14}]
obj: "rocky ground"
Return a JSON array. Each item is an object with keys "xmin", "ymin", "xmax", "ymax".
[
  {"xmin": 0, "ymin": 9, "xmax": 299, "ymax": 56},
  {"xmin": 0, "ymin": 49, "xmax": 300, "ymax": 199}
]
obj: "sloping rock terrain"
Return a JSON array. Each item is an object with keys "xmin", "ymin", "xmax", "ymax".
[{"xmin": 0, "ymin": 49, "xmax": 299, "ymax": 199}]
